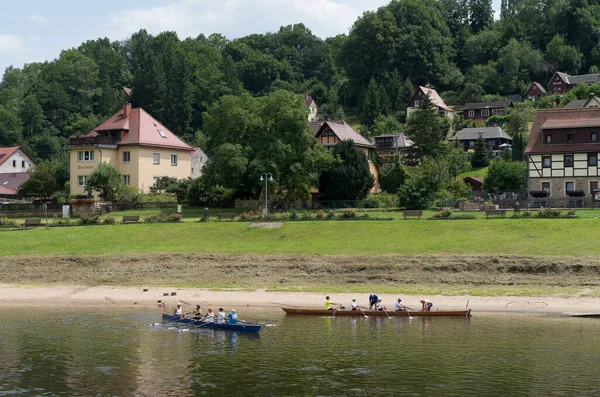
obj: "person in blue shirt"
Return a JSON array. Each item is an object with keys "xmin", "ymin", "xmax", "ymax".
[
  {"xmin": 368, "ymin": 293, "xmax": 379, "ymax": 310},
  {"xmin": 228, "ymin": 309, "xmax": 238, "ymax": 324}
]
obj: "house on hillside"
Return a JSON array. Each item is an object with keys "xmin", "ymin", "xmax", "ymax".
[
  {"xmin": 563, "ymin": 93, "xmax": 600, "ymax": 109},
  {"xmin": 0, "ymin": 147, "xmax": 35, "ymax": 199},
  {"xmin": 304, "ymin": 93, "xmax": 319, "ymax": 122},
  {"xmin": 407, "ymin": 86, "xmax": 453, "ymax": 120},
  {"xmin": 68, "ymin": 103, "xmax": 193, "ymax": 196},
  {"xmin": 314, "ymin": 120, "xmax": 378, "ymax": 192},
  {"xmin": 463, "ymin": 101, "xmax": 513, "ymax": 121},
  {"xmin": 525, "ymin": 82, "xmax": 548, "ymax": 100},
  {"xmin": 190, "ymin": 147, "xmax": 209, "ymax": 179},
  {"xmin": 546, "ymin": 72, "xmax": 600, "ymax": 95},
  {"xmin": 374, "ymin": 133, "xmax": 413, "ymax": 163},
  {"xmin": 526, "ymin": 107, "xmax": 600, "ymax": 207},
  {"xmin": 449, "ymin": 127, "xmax": 512, "ymax": 157}
]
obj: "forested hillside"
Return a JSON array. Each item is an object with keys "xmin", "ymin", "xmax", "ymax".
[{"xmin": 1, "ymin": 0, "xmax": 600, "ymax": 189}]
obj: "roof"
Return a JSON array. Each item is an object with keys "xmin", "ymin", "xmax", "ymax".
[
  {"xmin": 567, "ymin": 73, "xmax": 600, "ymax": 85},
  {"xmin": 0, "ymin": 147, "xmax": 20, "ymax": 167},
  {"xmin": 530, "ymin": 82, "xmax": 547, "ymax": 94},
  {"xmin": 123, "ymin": 87, "xmax": 132, "ymax": 96},
  {"xmin": 374, "ymin": 133, "xmax": 414, "ymax": 149},
  {"xmin": 563, "ymin": 99, "xmax": 588, "ymax": 109},
  {"xmin": 309, "ymin": 122, "xmax": 323, "ymax": 136},
  {"xmin": 0, "ymin": 186, "xmax": 17, "ymax": 195},
  {"xmin": 463, "ymin": 101, "xmax": 512, "ymax": 111},
  {"xmin": 449, "ymin": 127, "xmax": 512, "ymax": 141},
  {"xmin": 83, "ymin": 105, "xmax": 192, "ymax": 150},
  {"xmin": 316, "ymin": 120, "xmax": 375, "ymax": 148},
  {"xmin": 463, "ymin": 176, "xmax": 483, "ymax": 185},
  {"xmin": 526, "ymin": 107, "xmax": 600, "ymax": 154},
  {"xmin": 304, "ymin": 93, "xmax": 315, "ymax": 107},
  {"xmin": 0, "ymin": 172, "xmax": 30, "ymax": 191},
  {"xmin": 415, "ymin": 86, "xmax": 452, "ymax": 112}
]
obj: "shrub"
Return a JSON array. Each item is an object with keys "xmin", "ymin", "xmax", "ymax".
[
  {"xmin": 301, "ymin": 211, "xmax": 312, "ymax": 220},
  {"xmin": 0, "ymin": 217, "xmax": 16, "ymax": 226},
  {"xmin": 166, "ymin": 213, "xmax": 182, "ymax": 223},
  {"xmin": 538, "ymin": 207, "xmax": 562, "ymax": 218},
  {"xmin": 341, "ymin": 209, "xmax": 357, "ymax": 218},
  {"xmin": 359, "ymin": 213, "xmax": 370, "ymax": 219},
  {"xmin": 239, "ymin": 212, "xmax": 250, "ymax": 220},
  {"xmin": 103, "ymin": 216, "xmax": 116, "ymax": 225},
  {"xmin": 144, "ymin": 213, "xmax": 161, "ymax": 223},
  {"xmin": 522, "ymin": 210, "xmax": 533, "ymax": 217},
  {"xmin": 567, "ymin": 209, "xmax": 577, "ymax": 216},
  {"xmin": 327, "ymin": 210, "xmax": 336, "ymax": 219},
  {"xmin": 316, "ymin": 210, "xmax": 326, "ymax": 219},
  {"xmin": 289, "ymin": 209, "xmax": 300, "ymax": 220},
  {"xmin": 79, "ymin": 214, "xmax": 100, "ymax": 225},
  {"xmin": 363, "ymin": 195, "xmax": 381, "ymax": 208}
]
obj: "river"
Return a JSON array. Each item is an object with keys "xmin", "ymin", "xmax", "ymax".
[{"xmin": 0, "ymin": 307, "xmax": 599, "ymax": 396}]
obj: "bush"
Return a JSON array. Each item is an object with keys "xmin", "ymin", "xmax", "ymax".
[
  {"xmin": 363, "ymin": 195, "xmax": 381, "ymax": 208},
  {"xmin": 301, "ymin": 211, "xmax": 312, "ymax": 220},
  {"xmin": 538, "ymin": 207, "xmax": 562, "ymax": 218},
  {"xmin": 144, "ymin": 213, "xmax": 161, "ymax": 223},
  {"xmin": 0, "ymin": 217, "xmax": 16, "ymax": 226},
  {"xmin": 166, "ymin": 213, "xmax": 182, "ymax": 223},
  {"xmin": 341, "ymin": 209, "xmax": 357, "ymax": 218},
  {"xmin": 79, "ymin": 214, "xmax": 100, "ymax": 225},
  {"xmin": 103, "ymin": 216, "xmax": 116, "ymax": 225},
  {"xmin": 239, "ymin": 212, "xmax": 257, "ymax": 221},
  {"xmin": 432, "ymin": 208, "xmax": 453, "ymax": 218},
  {"xmin": 289, "ymin": 209, "xmax": 300, "ymax": 219},
  {"xmin": 567, "ymin": 209, "xmax": 577, "ymax": 216},
  {"xmin": 49, "ymin": 218, "xmax": 71, "ymax": 227},
  {"xmin": 327, "ymin": 210, "xmax": 336, "ymax": 219},
  {"xmin": 316, "ymin": 210, "xmax": 326, "ymax": 219},
  {"xmin": 522, "ymin": 210, "xmax": 533, "ymax": 217}
]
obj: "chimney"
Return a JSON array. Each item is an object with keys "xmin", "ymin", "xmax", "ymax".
[{"xmin": 123, "ymin": 103, "xmax": 131, "ymax": 118}]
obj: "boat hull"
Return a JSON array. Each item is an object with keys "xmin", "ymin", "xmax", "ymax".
[
  {"xmin": 162, "ymin": 313, "xmax": 261, "ymax": 332},
  {"xmin": 282, "ymin": 308, "xmax": 471, "ymax": 317}
]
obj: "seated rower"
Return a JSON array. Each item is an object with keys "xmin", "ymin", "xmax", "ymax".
[
  {"xmin": 204, "ymin": 308, "xmax": 215, "ymax": 322},
  {"xmin": 216, "ymin": 308, "xmax": 226, "ymax": 324},
  {"xmin": 174, "ymin": 303, "xmax": 185, "ymax": 318},
  {"xmin": 192, "ymin": 304, "xmax": 202, "ymax": 318},
  {"xmin": 420, "ymin": 298, "xmax": 433, "ymax": 311},
  {"xmin": 375, "ymin": 299, "xmax": 386, "ymax": 312},
  {"xmin": 350, "ymin": 298, "xmax": 359, "ymax": 311},
  {"xmin": 228, "ymin": 309, "xmax": 238, "ymax": 324},
  {"xmin": 325, "ymin": 296, "xmax": 340, "ymax": 310},
  {"xmin": 394, "ymin": 298, "xmax": 404, "ymax": 312}
]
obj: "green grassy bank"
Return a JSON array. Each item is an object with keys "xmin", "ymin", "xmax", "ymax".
[{"xmin": 2, "ymin": 218, "xmax": 600, "ymax": 256}]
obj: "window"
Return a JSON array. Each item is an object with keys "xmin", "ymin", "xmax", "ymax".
[
  {"xmin": 542, "ymin": 182, "xmax": 550, "ymax": 193},
  {"xmin": 591, "ymin": 181, "xmax": 599, "ymax": 194},
  {"xmin": 545, "ymin": 135, "xmax": 552, "ymax": 143},
  {"xmin": 468, "ymin": 110, "xmax": 475, "ymax": 117},
  {"xmin": 77, "ymin": 175, "xmax": 88, "ymax": 187},
  {"xmin": 123, "ymin": 151, "xmax": 130, "ymax": 163},
  {"xmin": 592, "ymin": 133, "xmax": 598, "ymax": 142},
  {"xmin": 21, "ymin": 161, "xmax": 25, "ymax": 168},
  {"xmin": 78, "ymin": 150, "xmax": 94, "ymax": 162},
  {"xmin": 414, "ymin": 100, "xmax": 420, "ymax": 108},
  {"xmin": 153, "ymin": 152, "xmax": 160, "ymax": 165},
  {"xmin": 564, "ymin": 154, "xmax": 574, "ymax": 167},
  {"xmin": 171, "ymin": 154, "xmax": 178, "ymax": 166},
  {"xmin": 123, "ymin": 175, "xmax": 130, "ymax": 185},
  {"xmin": 492, "ymin": 109, "xmax": 504, "ymax": 116},
  {"xmin": 566, "ymin": 182, "xmax": 575, "ymax": 192},
  {"xmin": 153, "ymin": 176, "xmax": 159, "ymax": 186},
  {"xmin": 12, "ymin": 160, "xmax": 16, "ymax": 167},
  {"xmin": 158, "ymin": 129, "xmax": 167, "ymax": 138},
  {"xmin": 481, "ymin": 109, "xmax": 489, "ymax": 117},
  {"xmin": 542, "ymin": 156, "xmax": 551, "ymax": 168},
  {"xmin": 557, "ymin": 87, "xmax": 562, "ymax": 92},
  {"xmin": 589, "ymin": 153, "xmax": 598, "ymax": 166},
  {"xmin": 567, "ymin": 133, "xmax": 573, "ymax": 142}
]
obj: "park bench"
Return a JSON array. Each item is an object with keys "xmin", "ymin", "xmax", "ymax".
[
  {"xmin": 122, "ymin": 215, "xmax": 140, "ymax": 223},
  {"xmin": 403, "ymin": 210, "xmax": 423, "ymax": 219},
  {"xmin": 217, "ymin": 213, "xmax": 236, "ymax": 221},
  {"xmin": 485, "ymin": 209, "xmax": 506, "ymax": 218},
  {"xmin": 24, "ymin": 218, "xmax": 42, "ymax": 227}
]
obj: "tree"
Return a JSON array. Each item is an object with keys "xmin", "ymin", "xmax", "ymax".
[
  {"xmin": 483, "ymin": 160, "xmax": 526, "ymax": 193},
  {"xmin": 397, "ymin": 157, "xmax": 444, "ymax": 209},
  {"xmin": 469, "ymin": 0, "xmax": 493, "ymax": 34},
  {"xmin": 545, "ymin": 34, "xmax": 583, "ymax": 75},
  {"xmin": 471, "ymin": 135, "xmax": 490, "ymax": 167},
  {"xmin": 86, "ymin": 162, "xmax": 123, "ymax": 201},
  {"xmin": 17, "ymin": 163, "xmax": 58, "ymax": 199},
  {"xmin": 0, "ymin": 105, "xmax": 22, "ymax": 146},
  {"xmin": 187, "ymin": 177, "xmax": 234, "ymax": 206},
  {"xmin": 512, "ymin": 131, "xmax": 526, "ymax": 161},
  {"xmin": 318, "ymin": 140, "xmax": 374, "ymax": 201},
  {"xmin": 371, "ymin": 115, "xmax": 403, "ymax": 137},
  {"xmin": 379, "ymin": 155, "xmax": 408, "ymax": 194},
  {"xmin": 360, "ymin": 78, "xmax": 381, "ymax": 127},
  {"xmin": 150, "ymin": 176, "xmax": 191, "ymax": 203},
  {"xmin": 406, "ymin": 93, "xmax": 448, "ymax": 160}
]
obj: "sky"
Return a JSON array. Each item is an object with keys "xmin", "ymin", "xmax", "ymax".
[{"xmin": 0, "ymin": 0, "xmax": 502, "ymax": 74}]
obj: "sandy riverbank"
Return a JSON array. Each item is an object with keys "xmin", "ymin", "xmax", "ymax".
[{"xmin": 1, "ymin": 284, "xmax": 599, "ymax": 314}]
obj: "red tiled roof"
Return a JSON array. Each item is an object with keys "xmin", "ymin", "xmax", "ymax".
[
  {"xmin": 84, "ymin": 105, "xmax": 192, "ymax": 150},
  {"xmin": 0, "ymin": 147, "xmax": 20, "ymax": 166},
  {"xmin": 0, "ymin": 186, "xmax": 17, "ymax": 195},
  {"xmin": 316, "ymin": 120, "xmax": 375, "ymax": 148},
  {"xmin": 526, "ymin": 108, "xmax": 600, "ymax": 154},
  {"xmin": 418, "ymin": 86, "xmax": 452, "ymax": 112},
  {"xmin": 0, "ymin": 172, "xmax": 30, "ymax": 191}
]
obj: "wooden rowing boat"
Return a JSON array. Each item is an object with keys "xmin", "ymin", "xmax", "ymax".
[
  {"xmin": 562, "ymin": 312, "xmax": 600, "ymax": 318},
  {"xmin": 281, "ymin": 308, "xmax": 471, "ymax": 317},
  {"xmin": 162, "ymin": 313, "xmax": 262, "ymax": 332}
]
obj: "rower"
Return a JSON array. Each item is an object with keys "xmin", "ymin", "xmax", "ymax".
[
  {"xmin": 394, "ymin": 298, "xmax": 404, "ymax": 312},
  {"xmin": 205, "ymin": 308, "xmax": 215, "ymax": 322},
  {"xmin": 216, "ymin": 308, "xmax": 226, "ymax": 324},
  {"xmin": 193, "ymin": 304, "xmax": 202, "ymax": 318},
  {"xmin": 375, "ymin": 299, "xmax": 386, "ymax": 312},
  {"xmin": 228, "ymin": 309, "xmax": 238, "ymax": 324},
  {"xmin": 369, "ymin": 293, "xmax": 379, "ymax": 310},
  {"xmin": 174, "ymin": 303, "xmax": 185, "ymax": 318},
  {"xmin": 350, "ymin": 298, "xmax": 359, "ymax": 311},
  {"xmin": 420, "ymin": 298, "xmax": 433, "ymax": 311},
  {"xmin": 325, "ymin": 296, "xmax": 340, "ymax": 310}
]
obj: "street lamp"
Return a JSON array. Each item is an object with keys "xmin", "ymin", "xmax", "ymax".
[{"xmin": 260, "ymin": 172, "xmax": 274, "ymax": 216}]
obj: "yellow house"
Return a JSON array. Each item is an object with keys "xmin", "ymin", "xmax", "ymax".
[{"xmin": 68, "ymin": 104, "xmax": 193, "ymax": 195}]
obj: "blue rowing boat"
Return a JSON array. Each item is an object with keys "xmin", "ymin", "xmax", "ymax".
[{"xmin": 162, "ymin": 313, "xmax": 262, "ymax": 333}]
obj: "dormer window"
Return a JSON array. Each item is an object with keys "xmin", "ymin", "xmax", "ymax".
[
  {"xmin": 567, "ymin": 133, "xmax": 573, "ymax": 142},
  {"xmin": 545, "ymin": 134, "xmax": 552, "ymax": 143},
  {"xmin": 592, "ymin": 133, "xmax": 597, "ymax": 142},
  {"xmin": 158, "ymin": 129, "xmax": 167, "ymax": 138}
]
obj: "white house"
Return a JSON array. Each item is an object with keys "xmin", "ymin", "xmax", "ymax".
[{"xmin": 191, "ymin": 147, "xmax": 209, "ymax": 179}]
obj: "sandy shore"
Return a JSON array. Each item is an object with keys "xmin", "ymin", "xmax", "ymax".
[{"xmin": 1, "ymin": 284, "xmax": 599, "ymax": 314}]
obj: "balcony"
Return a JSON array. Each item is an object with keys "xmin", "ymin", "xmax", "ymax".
[{"xmin": 68, "ymin": 136, "xmax": 120, "ymax": 147}]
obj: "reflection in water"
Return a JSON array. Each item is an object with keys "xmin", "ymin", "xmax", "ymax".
[{"xmin": 1, "ymin": 307, "xmax": 600, "ymax": 396}]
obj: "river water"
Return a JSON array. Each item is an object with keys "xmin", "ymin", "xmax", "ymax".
[{"xmin": 0, "ymin": 307, "xmax": 599, "ymax": 396}]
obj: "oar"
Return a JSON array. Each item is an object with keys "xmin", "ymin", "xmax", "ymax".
[
  {"xmin": 382, "ymin": 307, "xmax": 391, "ymax": 319},
  {"xmin": 359, "ymin": 306, "xmax": 369, "ymax": 318},
  {"xmin": 405, "ymin": 306, "xmax": 414, "ymax": 320}
]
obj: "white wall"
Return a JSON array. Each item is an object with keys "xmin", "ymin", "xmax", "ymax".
[
  {"xmin": 191, "ymin": 148, "xmax": 209, "ymax": 179},
  {"xmin": 0, "ymin": 149, "xmax": 34, "ymax": 173}
]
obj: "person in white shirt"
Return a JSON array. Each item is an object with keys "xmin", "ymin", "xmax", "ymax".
[
  {"xmin": 204, "ymin": 308, "xmax": 215, "ymax": 322},
  {"xmin": 394, "ymin": 298, "xmax": 404, "ymax": 312},
  {"xmin": 174, "ymin": 303, "xmax": 185, "ymax": 318},
  {"xmin": 216, "ymin": 308, "xmax": 226, "ymax": 324},
  {"xmin": 350, "ymin": 298, "xmax": 359, "ymax": 311},
  {"xmin": 375, "ymin": 299, "xmax": 386, "ymax": 312}
]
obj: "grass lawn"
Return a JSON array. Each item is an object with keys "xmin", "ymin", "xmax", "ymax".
[
  {"xmin": 458, "ymin": 166, "xmax": 489, "ymax": 180},
  {"xmin": 2, "ymin": 218, "xmax": 600, "ymax": 256}
]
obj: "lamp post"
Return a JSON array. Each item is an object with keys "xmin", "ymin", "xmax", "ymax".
[{"xmin": 260, "ymin": 172, "xmax": 274, "ymax": 216}]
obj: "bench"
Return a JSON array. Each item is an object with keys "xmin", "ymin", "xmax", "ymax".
[
  {"xmin": 485, "ymin": 210, "xmax": 506, "ymax": 218},
  {"xmin": 403, "ymin": 210, "xmax": 423, "ymax": 219},
  {"xmin": 217, "ymin": 213, "xmax": 236, "ymax": 221},
  {"xmin": 122, "ymin": 215, "xmax": 140, "ymax": 223},
  {"xmin": 24, "ymin": 218, "xmax": 42, "ymax": 227}
]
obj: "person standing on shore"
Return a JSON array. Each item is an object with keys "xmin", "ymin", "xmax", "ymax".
[
  {"xmin": 420, "ymin": 299, "xmax": 433, "ymax": 311},
  {"xmin": 369, "ymin": 293, "xmax": 379, "ymax": 310}
]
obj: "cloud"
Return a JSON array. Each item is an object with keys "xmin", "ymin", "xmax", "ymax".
[
  {"xmin": 29, "ymin": 15, "xmax": 49, "ymax": 24},
  {"xmin": 0, "ymin": 35, "xmax": 24, "ymax": 53},
  {"xmin": 109, "ymin": 0, "xmax": 389, "ymax": 40}
]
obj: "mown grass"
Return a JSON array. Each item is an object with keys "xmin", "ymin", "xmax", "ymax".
[
  {"xmin": 458, "ymin": 165, "xmax": 489, "ymax": 179},
  {"xmin": 2, "ymin": 218, "xmax": 600, "ymax": 256}
]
